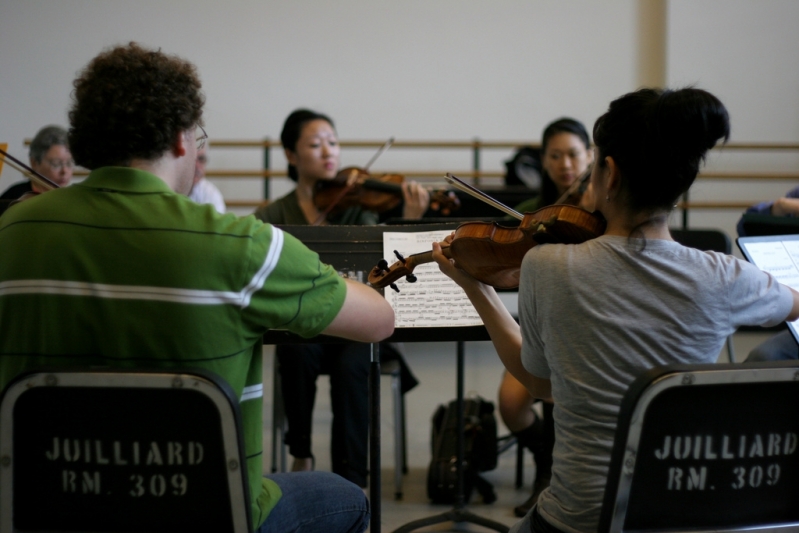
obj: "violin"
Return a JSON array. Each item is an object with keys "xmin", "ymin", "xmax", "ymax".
[
  {"xmin": 313, "ymin": 166, "xmax": 461, "ymax": 218},
  {"xmin": 368, "ymin": 175, "xmax": 606, "ymax": 291}
]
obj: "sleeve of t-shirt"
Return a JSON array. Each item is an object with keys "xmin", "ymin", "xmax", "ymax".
[
  {"xmin": 725, "ymin": 255, "xmax": 794, "ymax": 328},
  {"xmin": 242, "ymin": 225, "xmax": 346, "ymax": 338},
  {"xmin": 518, "ymin": 250, "xmax": 551, "ymax": 379}
]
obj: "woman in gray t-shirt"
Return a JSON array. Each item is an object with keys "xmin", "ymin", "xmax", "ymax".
[{"xmin": 434, "ymin": 87, "xmax": 799, "ymax": 533}]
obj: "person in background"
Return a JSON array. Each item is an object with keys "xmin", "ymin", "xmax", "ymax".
[
  {"xmin": 736, "ymin": 187, "xmax": 799, "ymax": 362},
  {"xmin": 254, "ymin": 109, "xmax": 425, "ymax": 490},
  {"xmin": 0, "ymin": 43, "xmax": 395, "ymax": 533},
  {"xmin": 188, "ymin": 147, "xmax": 226, "ymax": 213},
  {"xmin": 433, "ymin": 87, "xmax": 799, "ymax": 533},
  {"xmin": 514, "ymin": 118, "xmax": 594, "ymax": 213},
  {"xmin": 0, "ymin": 125, "xmax": 74, "ymax": 216},
  {"xmin": 502, "ymin": 117, "xmax": 594, "ymax": 517}
]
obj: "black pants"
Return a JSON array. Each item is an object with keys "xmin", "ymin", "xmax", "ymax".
[{"xmin": 277, "ymin": 342, "xmax": 370, "ymax": 487}]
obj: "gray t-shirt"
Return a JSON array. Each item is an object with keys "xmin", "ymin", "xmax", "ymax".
[{"xmin": 519, "ymin": 235, "xmax": 793, "ymax": 533}]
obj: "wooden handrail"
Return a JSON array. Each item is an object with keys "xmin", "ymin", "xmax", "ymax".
[
  {"xmin": 208, "ymin": 139, "xmax": 799, "ymax": 151},
  {"xmin": 226, "ymin": 200, "xmax": 765, "ymax": 211},
  {"xmin": 28, "ymin": 138, "xmax": 796, "ymax": 213}
]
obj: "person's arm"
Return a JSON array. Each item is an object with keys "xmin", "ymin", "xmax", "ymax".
[
  {"xmin": 432, "ymin": 240, "xmax": 551, "ymax": 399},
  {"xmin": 321, "ymin": 278, "xmax": 395, "ymax": 342},
  {"xmin": 771, "ymin": 197, "xmax": 799, "ymax": 217}
]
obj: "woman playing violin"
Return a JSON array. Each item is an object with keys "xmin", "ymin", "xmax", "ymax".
[
  {"xmin": 254, "ymin": 109, "xmax": 429, "ymax": 226},
  {"xmin": 515, "ymin": 118, "xmax": 594, "ymax": 214},
  {"xmin": 433, "ymin": 87, "xmax": 799, "ymax": 533},
  {"xmin": 254, "ymin": 109, "xmax": 426, "ymax": 489}
]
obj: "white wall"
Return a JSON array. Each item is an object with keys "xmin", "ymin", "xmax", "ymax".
[
  {"xmin": 1, "ymin": 0, "xmax": 797, "ymax": 240},
  {"xmin": 0, "ymin": 0, "xmax": 637, "ymax": 204},
  {"xmin": 666, "ymin": 0, "xmax": 799, "ymax": 240}
]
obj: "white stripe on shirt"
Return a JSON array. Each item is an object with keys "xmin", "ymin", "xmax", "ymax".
[
  {"xmin": 240, "ymin": 383, "xmax": 264, "ymax": 402},
  {"xmin": 0, "ymin": 228, "xmax": 286, "ymax": 309}
]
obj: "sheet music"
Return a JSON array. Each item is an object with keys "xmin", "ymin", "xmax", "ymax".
[
  {"xmin": 381, "ymin": 231, "xmax": 483, "ymax": 328},
  {"xmin": 743, "ymin": 240, "xmax": 799, "ymax": 290},
  {"xmin": 740, "ymin": 238, "xmax": 799, "ymax": 334}
]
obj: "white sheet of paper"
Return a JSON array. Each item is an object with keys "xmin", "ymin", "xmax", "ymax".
[
  {"xmin": 742, "ymin": 241, "xmax": 799, "ymax": 288},
  {"xmin": 740, "ymin": 239, "xmax": 799, "ymax": 333},
  {"xmin": 381, "ymin": 231, "xmax": 483, "ymax": 328}
]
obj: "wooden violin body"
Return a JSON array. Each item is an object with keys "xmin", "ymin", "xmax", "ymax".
[
  {"xmin": 313, "ymin": 166, "xmax": 460, "ymax": 218},
  {"xmin": 369, "ymin": 204, "xmax": 606, "ymax": 291}
]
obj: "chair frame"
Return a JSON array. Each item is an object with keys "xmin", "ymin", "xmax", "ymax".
[
  {"xmin": 270, "ymin": 356, "xmax": 408, "ymax": 499},
  {"xmin": 600, "ymin": 361, "xmax": 799, "ymax": 533},
  {"xmin": 0, "ymin": 369, "xmax": 251, "ymax": 533}
]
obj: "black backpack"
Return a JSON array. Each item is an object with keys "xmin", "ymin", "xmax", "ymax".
[
  {"xmin": 426, "ymin": 396, "xmax": 498, "ymax": 504},
  {"xmin": 504, "ymin": 145, "xmax": 542, "ymax": 189}
]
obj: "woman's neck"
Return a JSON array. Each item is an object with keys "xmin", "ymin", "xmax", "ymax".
[
  {"xmin": 603, "ymin": 207, "xmax": 673, "ymax": 240},
  {"xmin": 295, "ymin": 175, "xmax": 317, "ymax": 202},
  {"xmin": 295, "ymin": 174, "xmax": 328, "ymax": 225}
]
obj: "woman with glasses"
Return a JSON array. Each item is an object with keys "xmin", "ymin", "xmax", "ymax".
[
  {"xmin": 254, "ymin": 109, "xmax": 426, "ymax": 491},
  {"xmin": 433, "ymin": 87, "xmax": 799, "ymax": 533},
  {"xmin": 0, "ymin": 125, "xmax": 74, "ymax": 216}
]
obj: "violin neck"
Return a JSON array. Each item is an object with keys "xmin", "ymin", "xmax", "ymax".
[{"xmin": 361, "ymin": 178, "xmax": 402, "ymax": 194}]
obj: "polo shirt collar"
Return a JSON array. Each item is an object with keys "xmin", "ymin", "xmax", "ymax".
[{"xmin": 78, "ymin": 167, "xmax": 175, "ymax": 194}]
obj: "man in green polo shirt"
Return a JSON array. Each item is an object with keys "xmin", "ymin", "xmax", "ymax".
[{"xmin": 0, "ymin": 42, "xmax": 394, "ymax": 533}]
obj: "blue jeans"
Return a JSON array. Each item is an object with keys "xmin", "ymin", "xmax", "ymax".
[{"xmin": 257, "ymin": 472, "xmax": 369, "ymax": 533}]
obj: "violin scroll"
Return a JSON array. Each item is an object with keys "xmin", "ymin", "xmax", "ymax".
[{"xmin": 369, "ymin": 250, "xmax": 424, "ymax": 292}]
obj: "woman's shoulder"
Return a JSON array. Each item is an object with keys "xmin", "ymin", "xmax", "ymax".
[{"xmin": 254, "ymin": 190, "xmax": 304, "ymax": 225}]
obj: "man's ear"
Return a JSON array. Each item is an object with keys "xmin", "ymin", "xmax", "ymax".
[{"xmin": 172, "ymin": 131, "xmax": 190, "ymax": 158}]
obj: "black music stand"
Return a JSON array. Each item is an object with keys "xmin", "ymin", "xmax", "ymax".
[{"xmin": 264, "ymin": 224, "xmax": 508, "ymax": 533}]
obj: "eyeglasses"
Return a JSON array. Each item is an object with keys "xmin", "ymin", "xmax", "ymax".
[
  {"xmin": 196, "ymin": 125, "xmax": 208, "ymax": 151},
  {"xmin": 44, "ymin": 158, "xmax": 75, "ymax": 170}
]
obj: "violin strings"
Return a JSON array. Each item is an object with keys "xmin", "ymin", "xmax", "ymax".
[
  {"xmin": 555, "ymin": 165, "xmax": 592, "ymax": 205},
  {"xmin": 444, "ymin": 173, "xmax": 523, "ymax": 220}
]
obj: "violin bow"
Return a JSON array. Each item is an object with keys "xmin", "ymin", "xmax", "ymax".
[
  {"xmin": 554, "ymin": 165, "xmax": 592, "ymax": 205},
  {"xmin": 0, "ymin": 146, "xmax": 60, "ymax": 191},
  {"xmin": 362, "ymin": 137, "xmax": 394, "ymax": 172},
  {"xmin": 444, "ymin": 173, "xmax": 523, "ymax": 220},
  {"xmin": 312, "ymin": 137, "xmax": 395, "ymax": 225}
]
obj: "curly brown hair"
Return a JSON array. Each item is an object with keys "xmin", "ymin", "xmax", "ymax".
[{"xmin": 68, "ymin": 42, "xmax": 204, "ymax": 169}]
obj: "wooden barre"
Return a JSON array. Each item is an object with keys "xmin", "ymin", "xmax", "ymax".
[
  {"xmin": 223, "ymin": 200, "xmax": 763, "ymax": 210},
  {"xmin": 67, "ymin": 169, "xmax": 799, "ymax": 181},
  {"xmin": 207, "ymin": 140, "xmax": 799, "ymax": 151}
]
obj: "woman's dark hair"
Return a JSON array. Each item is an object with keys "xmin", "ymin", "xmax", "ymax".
[
  {"xmin": 68, "ymin": 42, "xmax": 204, "ymax": 170},
  {"xmin": 280, "ymin": 108, "xmax": 335, "ymax": 182},
  {"xmin": 539, "ymin": 118, "xmax": 591, "ymax": 206},
  {"xmin": 593, "ymin": 87, "xmax": 730, "ymax": 212}
]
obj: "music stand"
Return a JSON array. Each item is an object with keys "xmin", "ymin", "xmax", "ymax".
[{"xmin": 265, "ymin": 223, "xmax": 508, "ymax": 533}]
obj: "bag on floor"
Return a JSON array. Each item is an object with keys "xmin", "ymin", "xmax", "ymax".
[{"xmin": 426, "ymin": 396, "xmax": 498, "ymax": 504}]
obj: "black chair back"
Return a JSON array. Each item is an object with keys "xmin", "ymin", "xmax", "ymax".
[
  {"xmin": 0, "ymin": 369, "xmax": 251, "ymax": 533},
  {"xmin": 670, "ymin": 228, "xmax": 732, "ymax": 254},
  {"xmin": 599, "ymin": 361, "xmax": 799, "ymax": 533}
]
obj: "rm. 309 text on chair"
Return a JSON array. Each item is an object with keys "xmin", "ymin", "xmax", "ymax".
[
  {"xmin": 0, "ymin": 369, "xmax": 251, "ymax": 533},
  {"xmin": 599, "ymin": 361, "xmax": 799, "ymax": 533}
]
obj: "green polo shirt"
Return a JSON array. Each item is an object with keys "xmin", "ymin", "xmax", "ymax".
[{"xmin": 0, "ymin": 167, "xmax": 347, "ymax": 528}]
